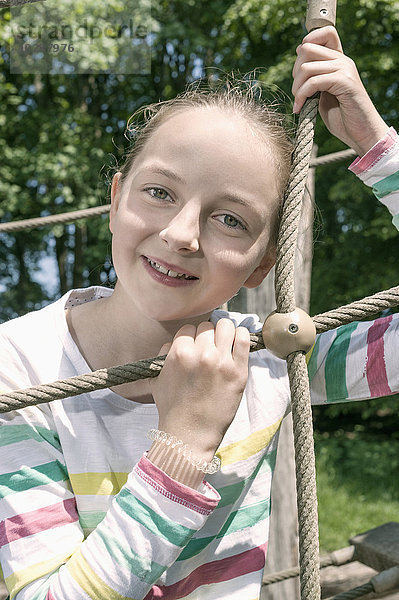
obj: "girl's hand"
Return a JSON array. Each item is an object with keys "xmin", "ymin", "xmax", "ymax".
[
  {"xmin": 292, "ymin": 26, "xmax": 389, "ymax": 156},
  {"xmin": 149, "ymin": 319, "xmax": 250, "ymax": 460}
]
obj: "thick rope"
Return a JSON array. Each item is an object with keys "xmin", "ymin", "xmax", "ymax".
[
  {"xmin": 0, "ymin": 205, "xmax": 111, "ymax": 233},
  {"xmin": 262, "ymin": 546, "xmax": 355, "ymax": 585},
  {"xmin": 329, "ymin": 582, "xmax": 374, "ymax": 600},
  {"xmin": 0, "ymin": 149, "xmax": 356, "ymax": 235},
  {"xmin": 312, "ymin": 286, "xmax": 399, "ymax": 332},
  {"xmin": 275, "ymin": 95, "xmax": 321, "ymax": 600},
  {"xmin": 309, "ymin": 148, "xmax": 356, "ymax": 167},
  {"xmin": 0, "ymin": 285, "xmax": 398, "ymax": 412}
]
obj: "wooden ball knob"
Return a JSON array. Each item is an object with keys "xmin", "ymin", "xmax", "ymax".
[{"xmin": 262, "ymin": 308, "xmax": 316, "ymax": 360}]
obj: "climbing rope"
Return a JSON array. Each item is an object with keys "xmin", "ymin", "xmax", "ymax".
[
  {"xmin": 0, "ymin": 149, "xmax": 356, "ymax": 235},
  {"xmin": 0, "ymin": 286, "xmax": 397, "ymax": 414},
  {"xmin": 262, "ymin": 546, "xmax": 355, "ymax": 585},
  {"xmin": 0, "ymin": 205, "xmax": 110, "ymax": 233},
  {"xmin": 0, "ymin": 2, "xmax": 397, "ymax": 597},
  {"xmin": 274, "ymin": 94, "xmax": 322, "ymax": 599},
  {"xmin": 330, "ymin": 583, "xmax": 374, "ymax": 600},
  {"xmin": 310, "ymin": 148, "xmax": 356, "ymax": 167}
]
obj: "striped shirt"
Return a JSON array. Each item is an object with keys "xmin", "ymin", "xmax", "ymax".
[{"xmin": 0, "ymin": 129, "xmax": 398, "ymax": 600}]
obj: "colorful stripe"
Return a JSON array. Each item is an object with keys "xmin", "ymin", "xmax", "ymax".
[
  {"xmin": 66, "ymin": 547, "xmax": 133, "ymax": 600},
  {"xmin": 366, "ymin": 315, "xmax": 392, "ymax": 397},
  {"xmin": 95, "ymin": 520, "xmax": 165, "ymax": 584},
  {"xmin": 306, "ymin": 336, "xmax": 321, "ymax": 382},
  {"xmin": 349, "ymin": 127, "xmax": 397, "ymax": 175},
  {"xmin": 217, "ymin": 420, "xmax": 282, "ymax": 466},
  {"xmin": 5, "ymin": 553, "xmax": 72, "ymax": 599},
  {"xmin": 115, "ymin": 488, "xmax": 195, "ymax": 546},
  {"xmin": 372, "ymin": 170, "xmax": 399, "ymax": 199},
  {"xmin": 177, "ymin": 498, "xmax": 270, "ymax": 561},
  {"xmin": 0, "ymin": 498, "xmax": 77, "ymax": 546},
  {"xmin": 0, "ymin": 461, "xmax": 69, "ymax": 496},
  {"xmin": 217, "ymin": 449, "xmax": 276, "ymax": 509},
  {"xmin": 145, "ymin": 542, "xmax": 267, "ymax": 600},
  {"xmin": 324, "ymin": 322, "xmax": 359, "ymax": 402},
  {"xmin": 69, "ymin": 472, "xmax": 128, "ymax": 496},
  {"xmin": 0, "ymin": 425, "xmax": 60, "ymax": 450}
]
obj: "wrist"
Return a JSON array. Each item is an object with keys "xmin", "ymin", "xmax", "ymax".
[
  {"xmin": 147, "ymin": 440, "xmax": 205, "ymax": 489},
  {"xmin": 354, "ymin": 119, "xmax": 390, "ymax": 157},
  {"xmin": 157, "ymin": 422, "xmax": 220, "ymax": 460},
  {"xmin": 146, "ymin": 429, "xmax": 221, "ymax": 490}
]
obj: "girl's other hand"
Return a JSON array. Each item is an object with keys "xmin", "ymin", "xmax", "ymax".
[
  {"xmin": 149, "ymin": 319, "xmax": 250, "ymax": 460},
  {"xmin": 292, "ymin": 26, "xmax": 389, "ymax": 156}
]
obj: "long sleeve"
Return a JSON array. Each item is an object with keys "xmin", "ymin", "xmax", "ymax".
[
  {"xmin": 0, "ymin": 333, "xmax": 220, "ymax": 600},
  {"xmin": 0, "ymin": 410, "xmax": 220, "ymax": 600},
  {"xmin": 308, "ymin": 313, "xmax": 399, "ymax": 404},
  {"xmin": 349, "ymin": 126, "xmax": 399, "ymax": 231},
  {"xmin": 309, "ymin": 128, "xmax": 399, "ymax": 405}
]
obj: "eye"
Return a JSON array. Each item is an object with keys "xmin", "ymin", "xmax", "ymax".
[
  {"xmin": 144, "ymin": 187, "xmax": 172, "ymax": 202},
  {"xmin": 214, "ymin": 214, "xmax": 246, "ymax": 230}
]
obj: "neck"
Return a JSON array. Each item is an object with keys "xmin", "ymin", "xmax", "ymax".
[{"xmin": 69, "ymin": 283, "xmax": 214, "ymax": 370}]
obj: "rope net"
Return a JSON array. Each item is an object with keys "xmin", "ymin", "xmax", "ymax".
[{"xmin": 0, "ymin": 30, "xmax": 398, "ymax": 600}]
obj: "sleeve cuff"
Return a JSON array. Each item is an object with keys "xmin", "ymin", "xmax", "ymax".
[
  {"xmin": 349, "ymin": 127, "xmax": 398, "ymax": 176},
  {"xmin": 135, "ymin": 454, "xmax": 220, "ymax": 516}
]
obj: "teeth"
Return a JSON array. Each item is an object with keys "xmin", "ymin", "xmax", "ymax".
[{"xmin": 148, "ymin": 259, "xmax": 195, "ymax": 280}]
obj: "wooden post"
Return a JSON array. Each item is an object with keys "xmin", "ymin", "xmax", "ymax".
[{"xmin": 228, "ymin": 146, "xmax": 317, "ymax": 599}]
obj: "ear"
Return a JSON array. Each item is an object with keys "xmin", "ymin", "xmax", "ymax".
[
  {"xmin": 109, "ymin": 172, "xmax": 122, "ymax": 234},
  {"xmin": 243, "ymin": 246, "xmax": 276, "ymax": 289}
]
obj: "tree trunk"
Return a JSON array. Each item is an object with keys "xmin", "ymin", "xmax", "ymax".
[{"xmin": 229, "ymin": 147, "xmax": 317, "ymax": 600}]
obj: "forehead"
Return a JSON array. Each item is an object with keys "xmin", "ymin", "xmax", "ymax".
[{"xmin": 131, "ymin": 107, "xmax": 280, "ymax": 214}]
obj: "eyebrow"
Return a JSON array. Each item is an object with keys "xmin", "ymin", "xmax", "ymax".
[
  {"xmin": 138, "ymin": 165, "xmax": 186, "ymax": 185},
  {"xmin": 138, "ymin": 164, "xmax": 259, "ymax": 214}
]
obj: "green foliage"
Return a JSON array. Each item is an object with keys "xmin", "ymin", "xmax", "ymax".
[
  {"xmin": 1, "ymin": 0, "xmax": 397, "ymax": 319},
  {"xmin": 0, "ymin": 0, "xmax": 398, "ymax": 550},
  {"xmin": 315, "ymin": 432, "xmax": 399, "ymax": 551}
]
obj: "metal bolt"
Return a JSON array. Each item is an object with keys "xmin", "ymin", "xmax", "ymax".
[{"xmin": 289, "ymin": 323, "xmax": 299, "ymax": 334}]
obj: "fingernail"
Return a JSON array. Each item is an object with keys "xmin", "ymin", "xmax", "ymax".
[{"xmin": 292, "ymin": 101, "xmax": 299, "ymax": 114}]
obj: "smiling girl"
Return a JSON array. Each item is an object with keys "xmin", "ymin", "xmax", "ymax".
[{"xmin": 0, "ymin": 27, "xmax": 398, "ymax": 600}]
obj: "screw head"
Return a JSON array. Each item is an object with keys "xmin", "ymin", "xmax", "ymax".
[{"xmin": 289, "ymin": 323, "xmax": 299, "ymax": 334}]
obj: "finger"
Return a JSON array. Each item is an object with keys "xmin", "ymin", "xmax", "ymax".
[
  {"xmin": 214, "ymin": 318, "xmax": 237, "ymax": 354},
  {"xmin": 293, "ymin": 72, "xmax": 342, "ymax": 113},
  {"xmin": 300, "ymin": 25, "xmax": 343, "ymax": 53},
  {"xmin": 194, "ymin": 321, "xmax": 217, "ymax": 350},
  {"xmin": 293, "ymin": 43, "xmax": 343, "ymax": 79},
  {"xmin": 292, "ymin": 59, "xmax": 340, "ymax": 97},
  {"xmin": 170, "ymin": 323, "xmax": 196, "ymax": 350},
  {"xmin": 232, "ymin": 326, "xmax": 250, "ymax": 363}
]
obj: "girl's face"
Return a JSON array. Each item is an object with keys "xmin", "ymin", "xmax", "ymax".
[{"xmin": 110, "ymin": 107, "xmax": 280, "ymax": 322}]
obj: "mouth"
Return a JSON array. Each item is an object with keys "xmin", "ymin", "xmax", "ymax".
[{"xmin": 144, "ymin": 256, "xmax": 199, "ymax": 280}]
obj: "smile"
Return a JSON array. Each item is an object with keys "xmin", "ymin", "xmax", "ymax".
[{"xmin": 144, "ymin": 257, "xmax": 199, "ymax": 281}]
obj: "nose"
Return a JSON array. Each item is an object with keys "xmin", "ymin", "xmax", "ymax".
[{"xmin": 159, "ymin": 203, "xmax": 200, "ymax": 252}]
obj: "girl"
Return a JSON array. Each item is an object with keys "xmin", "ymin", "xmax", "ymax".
[{"xmin": 0, "ymin": 26, "xmax": 398, "ymax": 600}]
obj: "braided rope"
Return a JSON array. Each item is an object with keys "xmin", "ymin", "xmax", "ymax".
[
  {"xmin": 0, "ymin": 205, "xmax": 110, "ymax": 233},
  {"xmin": 312, "ymin": 286, "xmax": 399, "ymax": 332},
  {"xmin": 0, "ymin": 148, "xmax": 356, "ymax": 235},
  {"xmin": 275, "ymin": 95, "xmax": 321, "ymax": 599},
  {"xmin": 309, "ymin": 148, "xmax": 356, "ymax": 167},
  {"xmin": 0, "ymin": 285, "xmax": 397, "ymax": 412},
  {"xmin": 262, "ymin": 546, "xmax": 355, "ymax": 585},
  {"xmin": 329, "ymin": 582, "xmax": 374, "ymax": 600}
]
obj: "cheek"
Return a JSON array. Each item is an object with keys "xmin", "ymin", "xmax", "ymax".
[{"xmin": 211, "ymin": 247, "xmax": 261, "ymax": 281}]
